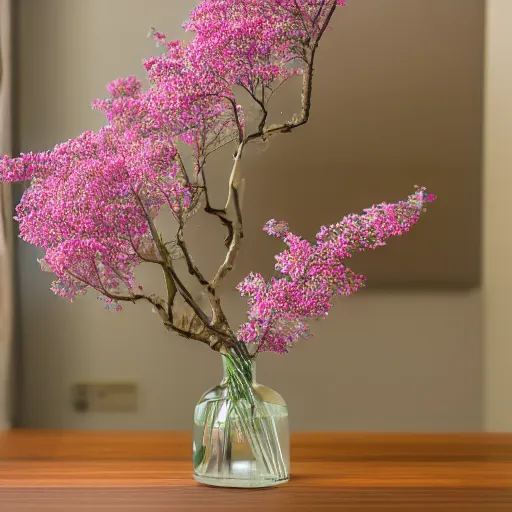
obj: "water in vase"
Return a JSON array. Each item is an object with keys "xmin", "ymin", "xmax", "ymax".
[{"xmin": 193, "ymin": 358, "xmax": 290, "ymax": 488}]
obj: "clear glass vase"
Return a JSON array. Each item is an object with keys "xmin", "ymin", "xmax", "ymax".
[{"xmin": 193, "ymin": 351, "xmax": 290, "ymax": 488}]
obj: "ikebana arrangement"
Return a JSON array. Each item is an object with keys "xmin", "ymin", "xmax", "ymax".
[{"xmin": 1, "ymin": 0, "xmax": 435, "ymax": 488}]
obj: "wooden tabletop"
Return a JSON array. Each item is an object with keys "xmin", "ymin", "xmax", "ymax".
[{"xmin": 0, "ymin": 431, "xmax": 511, "ymax": 511}]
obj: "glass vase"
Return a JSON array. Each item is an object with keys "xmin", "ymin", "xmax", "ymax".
[{"xmin": 193, "ymin": 350, "xmax": 290, "ymax": 488}]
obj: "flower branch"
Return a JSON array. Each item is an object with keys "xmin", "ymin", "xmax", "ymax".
[
  {"xmin": 210, "ymin": 142, "xmax": 245, "ymax": 290},
  {"xmin": 0, "ymin": 1, "xmax": 435, "ymax": 358},
  {"xmin": 246, "ymin": 0, "xmax": 339, "ymax": 143}
]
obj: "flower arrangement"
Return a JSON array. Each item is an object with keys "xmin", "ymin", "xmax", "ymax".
[{"xmin": 1, "ymin": 0, "xmax": 435, "ymax": 487}]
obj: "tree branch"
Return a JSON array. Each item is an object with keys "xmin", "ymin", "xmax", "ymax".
[
  {"xmin": 176, "ymin": 223, "xmax": 209, "ymax": 287},
  {"xmin": 210, "ymin": 142, "xmax": 245, "ymax": 290},
  {"xmin": 200, "ymin": 167, "xmax": 235, "ymax": 248},
  {"xmin": 225, "ymin": 96, "xmax": 244, "ymax": 144},
  {"xmin": 176, "ymin": 219, "xmax": 230, "ymax": 329},
  {"xmin": 245, "ymin": 1, "xmax": 338, "ymax": 143},
  {"xmin": 80, "ymin": 1, "xmax": 341, "ymax": 353},
  {"xmin": 131, "ymin": 186, "xmax": 214, "ymax": 328},
  {"xmin": 175, "ymin": 151, "xmax": 191, "ymax": 186},
  {"xmin": 130, "ymin": 175, "xmax": 237, "ymax": 348}
]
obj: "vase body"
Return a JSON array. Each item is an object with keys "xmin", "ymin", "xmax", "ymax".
[{"xmin": 193, "ymin": 353, "xmax": 290, "ymax": 488}]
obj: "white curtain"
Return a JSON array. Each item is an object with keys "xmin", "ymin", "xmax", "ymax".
[{"xmin": 0, "ymin": 0, "xmax": 13, "ymax": 430}]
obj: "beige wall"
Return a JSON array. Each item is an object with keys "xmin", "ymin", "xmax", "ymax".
[
  {"xmin": 16, "ymin": 0, "xmax": 483, "ymax": 431},
  {"xmin": 484, "ymin": 0, "xmax": 512, "ymax": 432}
]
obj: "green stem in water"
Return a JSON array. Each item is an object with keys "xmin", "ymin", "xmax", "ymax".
[{"xmin": 222, "ymin": 346, "xmax": 287, "ymax": 479}]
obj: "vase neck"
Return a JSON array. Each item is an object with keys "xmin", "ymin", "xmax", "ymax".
[{"xmin": 222, "ymin": 356, "xmax": 256, "ymax": 384}]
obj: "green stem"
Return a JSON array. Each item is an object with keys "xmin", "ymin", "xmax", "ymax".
[{"xmin": 222, "ymin": 347, "xmax": 287, "ymax": 479}]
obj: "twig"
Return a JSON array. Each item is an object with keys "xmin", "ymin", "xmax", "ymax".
[
  {"xmin": 245, "ymin": 1, "xmax": 337, "ymax": 143},
  {"xmin": 210, "ymin": 142, "xmax": 245, "ymax": 290}
]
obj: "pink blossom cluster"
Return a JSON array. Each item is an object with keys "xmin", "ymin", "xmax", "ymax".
[
  {"xmin": 184, "ymin": 0, "xmax": 346, "ymax": 94},
  {"xmin": 0, "ymin": 0, "xmax": 345, "ymax": 303},
  {"xmin": 4, "ymin": 126, "xmax": 190, "ymax": 300},
  {"xmin": 92, "ymin": 42, "xmax": 241, "ymax": 155},
  {"xmin": 237, "ymin": 188, "xmax": 436, "ymax": 354}
]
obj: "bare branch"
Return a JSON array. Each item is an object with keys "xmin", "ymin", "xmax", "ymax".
[
  {"xmin": 176, "ymin": 223, "xmax": 209, "ymax": 287},
  {"xmin": 199, "ymin": 167, "xmax": 235, "ymax": 248},
  {"xmin": 210, "ymin": 142, "xmax": 245, "ymax": 290},
  {"xmin": 131, "ymin": 186, "xmax": 215, "ymax": 329},
  {"xmin": 313, "ymin": 0, "xmax": 328, "ymax": 25},
  {"xmin": 176, "ymin": 151, "xmax": 191, "ymax": 186},
  {"xmin": 224, "ymin": 96, "xmax": 244, "ymax": 144},
  {"xmin": 245, "ymin": 1, "xmax": 338, "ymax": 143}
]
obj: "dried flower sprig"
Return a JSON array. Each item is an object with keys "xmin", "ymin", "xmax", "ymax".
[{"xmin": 237, "ymin": 187, "xmax": 436, "ymax": 354}]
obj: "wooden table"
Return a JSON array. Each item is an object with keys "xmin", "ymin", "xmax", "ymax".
[{"xmin": 0, "ymin": 431, "xmax": 511, "ymax": 511}]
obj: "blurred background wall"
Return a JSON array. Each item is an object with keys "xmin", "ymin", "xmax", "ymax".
[
  {"xmin": 12, "ymin": 0, "xmax": 484, "ymax": 431},
  {"xmin": 484, "ymin": 0, "xmax": 512, "ymax": 432}
]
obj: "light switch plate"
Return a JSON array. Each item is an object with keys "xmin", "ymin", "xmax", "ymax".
[{"xmin": 72, "ymin": 382, "xmax": 138, "ymax": 413}]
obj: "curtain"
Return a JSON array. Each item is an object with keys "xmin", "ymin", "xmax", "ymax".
[{"xmin": 0, "ymin": 0, "xmax": 14, "ymax": 429}]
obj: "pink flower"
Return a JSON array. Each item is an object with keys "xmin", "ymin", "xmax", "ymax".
[
  {"xmin": 263, "ymin": 219, "xmax": 290, "ymax": 238},
  {"xmin": 0, "ymin": 0, "xmax": 347, "ymax": 305},
  {"xmin": 0, "ymin": 0, "xmax": 436, "ymax": 356},
  {"xmin": 237, "ymin": 187, "xmax": 436, "ymax": 353}
]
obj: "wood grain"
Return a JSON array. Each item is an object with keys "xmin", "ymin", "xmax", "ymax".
[{"xmin": 0, "ymin": 431, "xmax": 511, "ymax": 511}]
